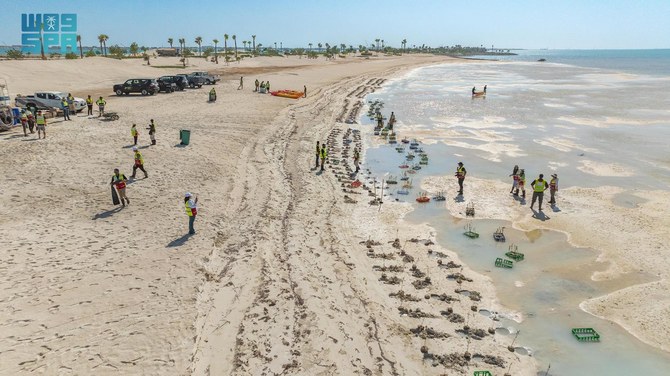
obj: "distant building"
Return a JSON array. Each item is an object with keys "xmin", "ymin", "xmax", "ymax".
[{"xmin": 156, "ymin": 48, "xmax": 178, "ymax": 57}]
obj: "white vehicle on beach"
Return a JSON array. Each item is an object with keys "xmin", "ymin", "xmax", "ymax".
[{"xmin": 15, "ymin": 91, "xmax": 87, "ymax": 112}]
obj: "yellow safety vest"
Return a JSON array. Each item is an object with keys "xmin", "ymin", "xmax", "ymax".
[
  {"xmin": 131, "ymin": 127, "xmax": 138, "ymax": 136},
  {"xmin": 456, "ymin": 166, "xmax": 465, "ymax": 178},
  {"xmin": 533, "ymin": 179, "xmax": 546, "ymax": 192},
  {"xmin": 320, "ymin": 148, "xmax": 327, "ymax": 158},
  {"xmin": 36, "ymin": 115, "xmax": 46, "ymax": 125},
  {"xmin": 96, "ymin": 99, "xmax": 106, "ymax": 105},
  {"xmin": 86, "ymin": 97, "xmax": 93, "ymax": 104},
  {"xmin": 185, "ymin": 201, "xmax": 196, "ymax": 216},
  {"xmin": 134, "ymin": 152, "xmax": 144, "ymax": 165}
]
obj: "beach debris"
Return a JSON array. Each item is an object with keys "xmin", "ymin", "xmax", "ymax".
[
  {"xmin": 401, "ymin": 137, "xmax": 409, "ymax": 144},
  {"xmin": 463, "ymin": 223, "xmax": 480, "ymax": 238},
  {"xmin": 385, "ymin": 176, "xmax": 398, "ymax": 184},
  {"xmin": 508, "ymin": 330, "xmax": 521, "ymax": 352},
  {"xmin": 360, "ymin": 239, "xmax": 382, "ymax": 247},
  {"xmin": 433, "ymin": 192, "xmax": 446, "ymax": 201},
  {"xmin": 373, "ymin": 264, "xmax": 404, "ymax": 272},
  {"xmin": 389, "ymin": 290, "xmax": 421, "ymax": 302},
  {"xmin": 343, "ymin": 195, "xmax": 357, "ymax": 204},
  {"xmin": 447, "ymin": 273, "xmax": 473, "ymax": 283},
  {"xmin": 493, "ymin": 227, "xmax": 506, "ymax": 242},
  {"xmin": 395, "ymin": 146, "xmax": 405, "ymax": 153},
  {"xmin": 397, "ymin": 188, "xmax": 410, "ymax": 195},
  {"xmin": 416, "ymin": 192, "xmax": 430, "ymax": 203},
  {"xmin": 439, "ymin": 260, "xmax": 461, "ymax": 269},
  {"xmin": 367, "ymin": 251, "xmax": 395, "ymax": 260},
  {"xmin": 572, "ymin": 328, "xmax": 600, "ymax": 342},
  {"xmin": 457, "ymin": 326, "xmax": 489, "ymax": 340},
  {"xmin": 102, "ymin": 112, "xmax": 120, "ymax": 121},
  {"xmin": 440, "ymin": 309, "xmax": 465, "ymax": 323},
  {"xmin": 379, "ymin": 273, "xmax": 402, "ymax": 285},
  {"xmin": 410, "ymin": 264, "xmax": 426, "ymax": 278},
  {"xmin": 505, "ymin": 244, "xmax": 525, "ymax": 261},
  {"xmin": 398, "ymin": 306, "xmax": 436, "ymax": 318},
  {"xmin": 474, "ymin": 372, "xmax": 493, "ymax": 376},
  {"xmin": 428, "ymin": 249, "xmax": 448, "ymax": 258},
  {"xmin": 405, "ymin": 153, "xmax": 415, "ymax": 160},
  {"xmin": 411, "ymin": 276, "xmax": 432, "ymax": 290},
  {"xmin": 494, "ymin": 258, "xmax": 514, "ymax": 269},
  {"xmin": 466, "ymin": 201, "xmax": 476, "ymax": 217},
  {"xmin": 410, "ymin": 325, "xmax": 451, "ymax": 339},
  {"xmin": 430, "ymin": 293, "xmax": 459, "ymax": 303},
  {"xmin": 411, "ymin": 164, "xmax": 422, "ymax": 171},
  {"xmin": 399, "ymin": 163, "xmax": 409, "ymax": 169},
  {"xmin": 402, "ymin": 179, "xmax": 413, "ymax": 189}
]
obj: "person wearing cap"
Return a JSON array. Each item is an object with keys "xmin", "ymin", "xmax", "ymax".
[
  {"xmin": 455, "ymin": 162, "xmax": 467, "ymax": 195},
  {"xmin": 110, "ymin": 168, "xmax": 130, "ymax": 206},
  {"xmin": 131, "ymin": 124, "xmax": 139, "ymax": 145},
  {"xmin": 147, "ymin": 119, "xmax": 156, "ymax": 145},
  {"xmin": 35, "ymin": 110, "xmax": 47, "ymax": 139},
  {"xmin": 96, "ymin": 96, "xmax": 106, "ymax": 117},
  {"xmin": 131, "ymin": 146, "xmax": 148, "ymax": 179},
  {"xmin": 549, "ymin": 174, "xmax": 559, "ymax": 206},
  {"xmin": 530, "ymin": 173, "xmax": 549, "ymax": 211},
  {"xmin": 184, "ymin": 192, "xmax": 198, "ymax": 235}
]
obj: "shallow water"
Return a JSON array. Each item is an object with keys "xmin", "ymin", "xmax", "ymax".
[{"xmin": 358, "ymin": 59, "xmax": 670, "ymax": 375}]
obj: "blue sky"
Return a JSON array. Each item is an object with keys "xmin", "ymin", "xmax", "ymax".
[{"xmin": 2, "ymin": 0, "xmax": 669, "ymax": 49}]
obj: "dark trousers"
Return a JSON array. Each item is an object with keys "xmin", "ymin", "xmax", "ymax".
[
  {"xmin": 458, "ymin": 178, "xmax": 464, "ymax": 193},
  {"xmin": 133, "ymin": 136, "xmax": 138, "ymax": 145},
  {"xmin": 315, "ymin": 154, "xmax": 320, "ymax": 168},
  {"xmin": 63, "ymin": 108, "xmax": 70, "ymax": 120},
  {"xmin": 549, "ymin": 189, "xmax": 556, "ymax": 204},
  {"xmin": 320, "ymin": 157, "xmax": 325, "ymax": 171},
  {"xmin": 132, "ymin": 164, "xmax": 148, "ymax": 177},
  {"xmin": 531, "ymin": 191, "xmax": 544, "ymax": 209},
  {"xmin": 189, "ymin": 215, "xmax": 196, "ymax": 234},
  {"xmin": 87, "ymin": 105, "xmax": 93, "ymax": 115}
]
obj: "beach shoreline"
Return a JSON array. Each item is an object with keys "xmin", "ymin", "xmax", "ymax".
[{"xmin": 0, "ymin": 54, "xmax": 541, "ymax": 375}]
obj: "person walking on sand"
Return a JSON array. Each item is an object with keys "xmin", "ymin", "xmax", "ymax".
[
  {"xmin": 354, "ymin": 148, "xmax": 361, "ymax": 173},
  {"xmin": 96, "ymin": 96, "xmax": 106, "ymax": 117},
  {"xmin": 26, "ymin": 109, "xmax": 35, "ymax": 133},
  {"xmin": 184, "ymin": 192, "xmax": 198, "ymax": 235},
  {"xmin": 472, "ymin": 86, "xmax": 476, "ymax": 95},
  {"xmin": 548, "ymin": 174, "xmax": 559, "ymax": 206},
  {"xmin": 266, "ymin": 81, "xmax": 270, "ymax": 93},
  {"xmin": 254, "ymin": 79, "xmax": 259, "ymax": 92},
  {"xmin": 20, "ymin": 110, "xmax": 28, "ymax": 136},
  {"xmin": 510, "ymin": 165, "xmax": 519, "ymax": 194},
  {"xmin": 238, "ymin": 76, "xmax": 243, "ymax": 90},
  {"xmin": 131, "ymin": 146, "xmax": 148, "ymax": 178},
  {"xmin": 111, "ymin": 168, "xmax": 130, "ymax": 207},
  {"xmin": 455, "ymin": 162, "xmax": 467, "ymax": 195},
  {"xmin": 67, "ymin": 93, "xmax": 76, "ymax": 116},
  {"xmin": 36, "ymin": 110, "xmax": 47, "ymax": 139},
  {"xmin": 530, "ymin": 173, "xmax": 549, "ymax": 211},
  {"xmin": 484, "ymin": 85, "xmax": 487, "ymax": 94},
  {"xmin": 304, "ymin": 85, "xmax": 307, "ymax": 98},
  {"xmin": 131, "ymin": 124, "xmax": 139, "ymax": 145},
  {"xmin": 209, "ymin": 88, "xmax": 216, "ymax": 102},
  {"xmin": 516, "ymin": 169, "xmax": 526, "ymax": 198},
  {"xmin": 314, "ymin": 141, "xmax": 320, "ymax": 169},
  {"xmin": 61, "ymin": 97, "xmax": 71, "ymax": 121},
  {"xmin": 86, "ymin": 95, "xmax": 94, "ymax": 116},
  {"xmin": 320, "ymin": 143, "xmax": 328, "ymax": 172},
  {"xmin": 147, "ymin": 119, "xmax": 156, "ymax": 145}
]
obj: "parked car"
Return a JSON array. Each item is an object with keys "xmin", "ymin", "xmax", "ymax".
[
  {"xmin": 176, "ymin": 74, "xmax": 204, "ymax": 88},
  {"xmin": 158, "ymin": 75, "xmax": 188, "ymax": 91},
  {"xmin": 113, "ymin": 79, "xmax": 160, "ymax": 96},
  {"xmin": 189, "ymin": 71, "xmax": 220, "ymax": 85},
  {"xmin": 157, "ymin": 80, "xmax": 177, "ymax": 93},
  {"xmin": 15, "ymin": 91, "xmax": 86, "ymax": 112}
]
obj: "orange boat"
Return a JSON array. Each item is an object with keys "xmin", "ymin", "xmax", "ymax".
[
  {"xmin": 416, "ymin": 193, "xmax": 430, "ymax": 203},
  {"xmin": 271, "ymin": 90, "xmax": 303, "ymax": 99}
]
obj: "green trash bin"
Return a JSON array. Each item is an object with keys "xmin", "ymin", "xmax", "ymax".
[{"xmin": 180, "ymin": 129, "xmax": 191, "ymax": 145}]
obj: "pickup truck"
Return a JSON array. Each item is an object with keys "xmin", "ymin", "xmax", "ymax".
[
  {"xmin": 176, "ymin": 74, "xmax": 205, "ymax": 89},
  {"xmin": 15, "ymin": 91, "xmax": 87, "ymax": 112},
  {"xmin": 189, "ymin": 71, "xmax": 220, "ymax": 85}
]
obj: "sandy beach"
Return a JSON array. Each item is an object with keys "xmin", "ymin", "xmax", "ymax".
[{"xmin": 0, "ymin": 55, "xmax": 538, "ymax": 375}]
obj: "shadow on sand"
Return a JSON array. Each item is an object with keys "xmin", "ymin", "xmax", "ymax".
[
  {"xmin": 531, "ymin": 208, "xmax": 550, "ymax": 221},
  {"xmin": 453, "ymin": 194, "xmax": 465, "ymax": 203},
  {"xmin": 92, "ymin": 206, "xmax": 123, "ymax": 219},
  {"xmin": 167, "ymin": 233, "xmax": 193, "ymax": 248}
]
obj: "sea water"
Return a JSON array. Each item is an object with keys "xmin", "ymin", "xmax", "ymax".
[{"xmin": 361, "ymin": 50, "xmax": 670, "ymax": 375}]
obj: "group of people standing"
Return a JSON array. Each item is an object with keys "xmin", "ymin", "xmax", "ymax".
[
  {"xmin": 19, "ymin": 108, "xmax": 47, "ymax": 139},
  {"xmin": 509, "ymin": 165, "xmax": 559, "ymax": 210},
  {"xmin": 254, "ymin": 79, "xmax": 271, "ymax": 93}
]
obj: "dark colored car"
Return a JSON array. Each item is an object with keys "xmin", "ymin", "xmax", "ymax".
[
  {"xmin": 158, "ymin": 75, "xmax": 188, "ymax": 91},
  {"xmin": 157, "ymin": 80, "xmax": 177, "ymax": 93},
  {"xmin": 113, "ymin": 79, "xmax": 160, "ymax": 96},
  {"xmin": 176, "ymin": 74, "xmax": 204, "ymax": 88}
]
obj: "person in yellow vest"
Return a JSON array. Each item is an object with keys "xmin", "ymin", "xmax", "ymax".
[
  {"xmin": 184, "ymin": 192, "xmax": 198, "ymax": 235},
  {"xmin": 86, "ymin": 95, "xmax": 94, "ymax": 116},
  {"xmin": 455, "ymin": 162, "xmax": 466, "ymax": 195},
  {"xmin": 61, "ymin": 97, "xmax": 71, "ymax": 121},
  {"xmin": 131, "ymin": 124, "xmax": 139, "ymax": 145},
  {"xmin": 110, "ymin": 168, "xmax": 130, "ymax": 206},
  {"xmin": 67, "ymin": 93, "xmax": 76, "ymax": 115},
  {"xmin": 96, "ymin": 96, "xmax": 106, "ymax": 117},
  {"xmin": 530, "ymin": 173, "xmax": 549, "ymax": 211},
  {"xmin": 131, "ymin": 146, "xmax": 148, "ymax": 178},
  {"xmin": 20, "ymin": 110, "xmax": 28, "ymax": 136},
  {"xmin": 314, "ymin": 141, "xmax": 320, "ymax": 169},
  {"xmin": 549, "ymin": 174, "xmax": 559, "ymax": 206},
  {"xmin": 320, "ymin": 143, "xmax": 327, "ymax": 172},
  {"xmin": 26, "ymin": 109, "xmax": 35, "ymax": 133},
  {"xmin": 209, "ymin": 87, "xmax": 216, "ymax": 102},
  {"xmin": 36, "ymin": 110, "xmax": 47, "ymax": 139}
]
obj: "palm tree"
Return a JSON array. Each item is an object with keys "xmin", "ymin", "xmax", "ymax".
[
  {"xmin": 381, "ymin": 39, "xmax": 385, "ymax": 50},
  {"xmin": 374, "ymin": 38, "xmax": 380, "ymax": 52},
  {"xmin": 308, "ymin": 43, "xmax": 313, "ymax": 52},
  {"xmin": 195, "ymin": 36, "xmax": 202, "ymax": 56},
  {"xmin": 178, "ymin": 38, "xmax": 185, "ymax": 55},
  {"xmin": 274, "ymin": 42, "xmax": 277, "ymax": 51},
  {"xmin": 168, "ymin": 38, "xmax": 173, "ymax": 48},
  {"xmin": 252, "ymin": 35, "xmax": 256, "ymax": 54},
  {"xmin": 340, "ymin": 43, "xmax": 346, "ymax": 54},
  {"xmin": 38, "ymin": 22, "xmax": 45, "ymax": 60},
  {"xmin": 242, "ymin": 41, "xmax": 247, "ymax": 51},
  {"xmin": 401, "ymin": 39, "xmax": 407, "ymax": 54},
  {"xmin": 77, "ymin": 35, "xmax": 83, "ymax": 58},
  {"xmin": 98, "ymin": 34, "xmax": 109, "ymax": 56},
  {"xmin": 232, "ymin": 34, "xmax": 238, "ymax": 61},
  {"xmin": 223, "ymin": 34, "xmax": 229, "ymax": 64},
  {"xmin": 318, "ymin": 42, "xmax": 322, "ymax": 52},
  {"xmin": 129, "ymin": 42, "xmax": 139, "ymax": 56},
  {"xmin": 213, "ymin": 38, "xmax": 219, "ymax": 63}
]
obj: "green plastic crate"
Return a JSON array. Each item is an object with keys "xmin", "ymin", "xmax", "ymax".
[
  {"xmin": 464, "ymin": 231, "xmax": 479, "ymax": 238},
  {"xmin": 474, "ymin": 372, "xmax": 492, "ymax": 376},
  {"xmin": 505, "ymin": 251, "xmax": 525, "ymax": 261},
  {"xmin": 572, "ymin": 328, "xmax": 600, "ymax": 342},
  {"xmin": 495, "ymin": 258, "xmax": 513, "ymax": 268}
]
